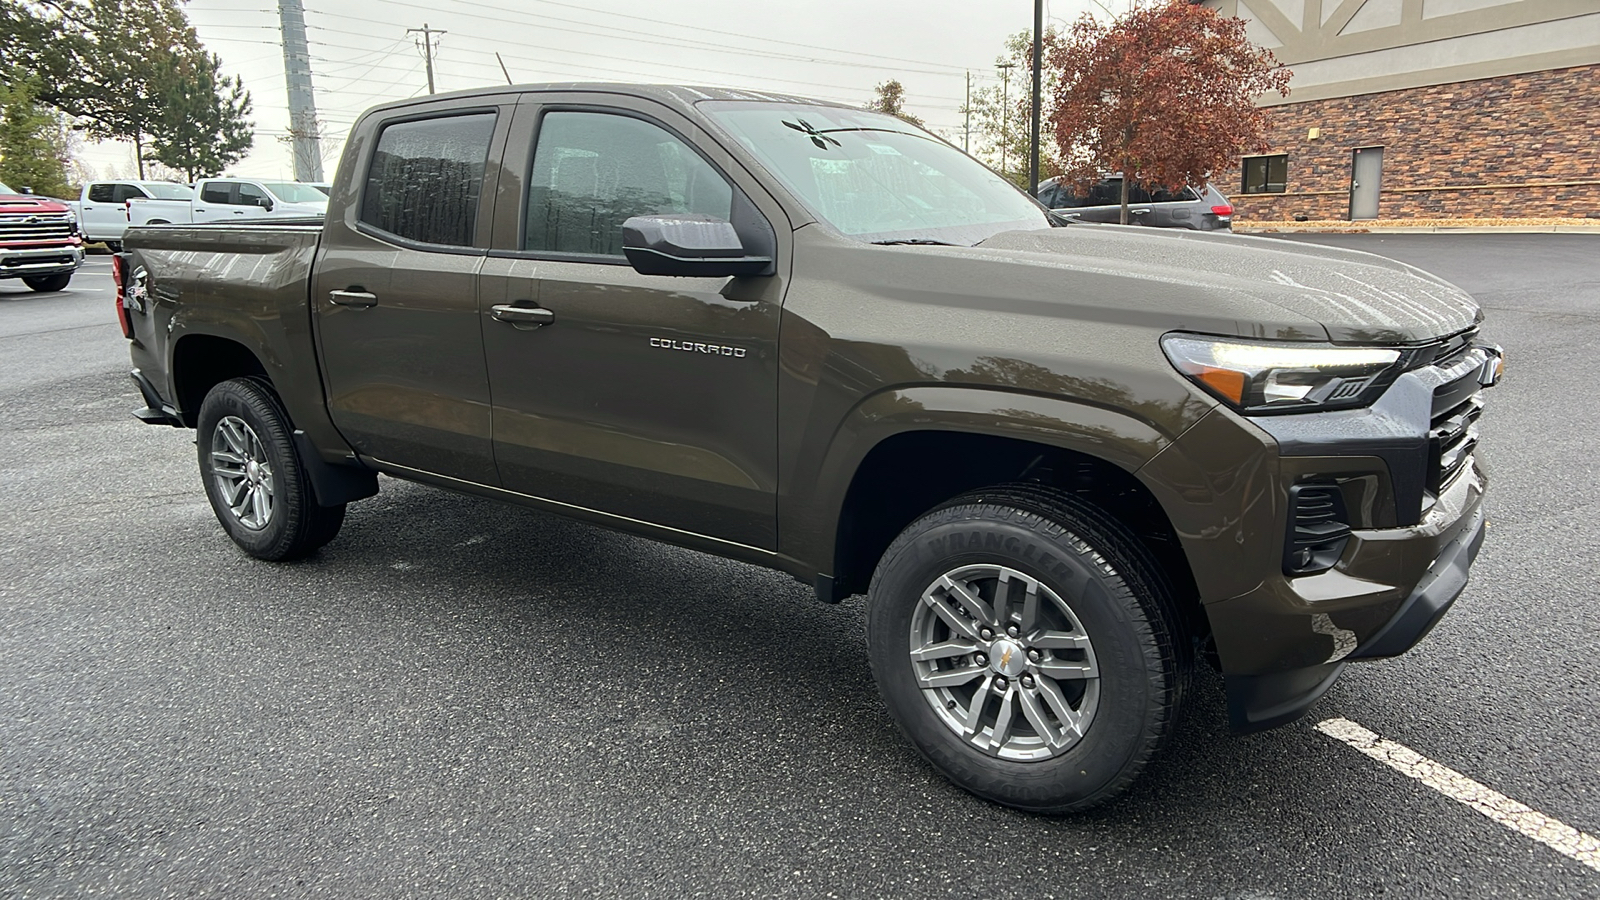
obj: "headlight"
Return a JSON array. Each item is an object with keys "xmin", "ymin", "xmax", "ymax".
[{"xmin": 1161, "ymin": 334, "xmax": 1402, "ymax": 413}]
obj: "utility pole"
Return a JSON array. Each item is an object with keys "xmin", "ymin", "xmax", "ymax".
[
  {"xmin": 277, "ymin": 0, "xmax": 322, "ymax": 182},
  {"xmin": 1029, "ymin": 0, "xmax": 1043, "ymax": 195},
  {"xmin": 963, "ymin": 70, "xmax": 971, "ymax": 152},
  {"xmin": 407, "ymin": 23, "xmax": 446, "ymax": 95},
  {"xmin": 997, "ymin": 61, "xmax": 1016, "ymax": 180}
]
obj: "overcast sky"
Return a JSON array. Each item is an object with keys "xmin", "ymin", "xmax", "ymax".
[{"xmin": 76, "ymin": 0, "xmax": 1120, "ymax": 181}]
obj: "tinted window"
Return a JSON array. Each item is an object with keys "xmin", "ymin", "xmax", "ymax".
[
  {"xmin": 361, "ymin": 112, "xmax": 497, "ymax": 247},
  {"xmin": 524, "ymin": 111, "xmax": 732, "ymax": 256},
  {"xmin": 87, "ymin": 183, "xmax": 117, "ymax": 203},
  {"xmin": 200, "ymin": 183, "xmax": 231, "ymax": 205},
  {"xmin": 237, "ymin": 183, "xmax": 269, "ymax": 207},
  {"xmin": 1150, "ymin": 185, "xmax": 1200, "ymax": 203},
  {"xmin": 1242, "ymin": 155, "xmax": 1287, "ymax": 194},
  {"xmin": 111, "ymin": 184, "xmax": 148, "ymax": 203}
]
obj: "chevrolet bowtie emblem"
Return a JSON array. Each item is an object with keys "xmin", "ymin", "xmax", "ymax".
[{"xmin": 1000, "ymin": 647, "xmax": 1013, "ymax": 669}]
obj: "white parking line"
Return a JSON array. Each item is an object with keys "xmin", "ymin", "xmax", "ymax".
[{"xmin": 1317, "ymin": 718, "xmax": 1600, "ymax": 873}]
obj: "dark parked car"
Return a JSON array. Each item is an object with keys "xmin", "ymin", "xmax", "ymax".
[
  {"xmin": 1037, "ymin": 175, "xmax": 1234, "ymax": 231},
  {"xmin": 118, "ymin": 83, "xmax": 1498, "ymax": 814}
]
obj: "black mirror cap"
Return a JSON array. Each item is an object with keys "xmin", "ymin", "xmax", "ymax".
[{"xmin": 622, "ymin": 214, "xmax": 774, "ymax": 277}]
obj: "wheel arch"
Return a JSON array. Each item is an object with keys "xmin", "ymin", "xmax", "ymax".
[
  {"xmin": 170, "ymin": 333, "xmax": 270, "ymax": 427},
  {"xmin": 810, "ymin": 387, "xmax": 1202, "ymax": 630}
]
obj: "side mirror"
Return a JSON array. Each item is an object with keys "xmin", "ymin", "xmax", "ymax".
[
  {"xmin": 256, "ymin": 197, "xmax": 274, "ymax": 211},
  {"xmin": 18, "ymin": 186, "xmax": 33, "ymax": 195},
  {"xmin": 621, "ymin": 214, "xmax": 773, "ymax": 277}
]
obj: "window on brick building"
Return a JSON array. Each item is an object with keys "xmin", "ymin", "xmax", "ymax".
[{"xmin": 1242, "ymin": 155, "xmax": 1288, "ymax": 194}]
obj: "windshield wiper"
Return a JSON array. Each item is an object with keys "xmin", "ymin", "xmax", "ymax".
[{"xmin": 871, "ymin": 238, "xmax": 960, "ymax": 246}]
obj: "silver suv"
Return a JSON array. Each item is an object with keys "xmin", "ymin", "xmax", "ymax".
[{"xmin": 1037, "ymin": 176, "xmax": 1233, "ymax": 231}]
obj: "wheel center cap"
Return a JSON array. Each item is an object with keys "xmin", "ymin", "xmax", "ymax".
[
  {"xmin": 246, "ymin": 460, "xmax": 260, "ymax": 483},
  {"xmin": 989, "ymin": 638, "xmax": 1027, "ymax": 677}
]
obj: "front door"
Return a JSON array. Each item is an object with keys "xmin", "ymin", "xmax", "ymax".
[
  {"xmin": 1350, "ymin": 147, "xmax": 1383, "ymax": 220},
  {"xmin": 480, "ymin": 102, "xmax": 784, "ymax": 548},
  {"xmin": 314, "ymin": 104, "xmax": 511, "ymax": 484}
]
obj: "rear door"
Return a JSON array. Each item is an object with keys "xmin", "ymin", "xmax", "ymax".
[
  {"xmin": 82, "ymin": 183, "xmax": 140, "ymax": 239},
  {"xmin": 313, "ymin": 96, "xmax": 515, "ymax": 483},
  {"xmin": 477, "ymin": 93, "xmax": 789, "ymax": 548},
  {"xmin": 193, "ymin": 181, "xmax": 233, "ymax": 223}
]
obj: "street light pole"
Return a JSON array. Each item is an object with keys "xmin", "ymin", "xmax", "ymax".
[
  {"xmin": 1029, "ymin": 0, "xmax": 1043, "ymax": 195},
  {"xmin": 997, "ymin": 61, "xmax": 1017, "ymax": 180}
]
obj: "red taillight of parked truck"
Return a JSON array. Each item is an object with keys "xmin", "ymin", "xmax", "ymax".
[{"xmin": 112, "ymin": 253, "xmax": 133, "ymax": 339}]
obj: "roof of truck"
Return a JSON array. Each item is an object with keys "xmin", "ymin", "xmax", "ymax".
[{"xmin": 362, "ymin": 83, "xmax": 852, "ymax": 118}]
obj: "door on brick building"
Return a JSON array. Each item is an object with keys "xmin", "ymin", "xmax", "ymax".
[{"xmin": 1350, "ymin": 146, "xmax": 1383, "ymax": 220}]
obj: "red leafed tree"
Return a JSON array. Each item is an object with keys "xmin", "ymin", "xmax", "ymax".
[{"xmin": 1047, "ymin": 0, "xmax": 1290, "ymax": 225}]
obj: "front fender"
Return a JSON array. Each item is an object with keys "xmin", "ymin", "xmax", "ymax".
[{"xmin": 779, "ymin": 384, "xmax": 1177, "ymax": 579}]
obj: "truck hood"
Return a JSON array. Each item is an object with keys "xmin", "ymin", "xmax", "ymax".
[
  {"xmin": 0, "ymin": 195, "xmax": 71, "ymax": 215},
  {"xmin": 975, "ymin": 225, "xmax": 1481, "ymax": 344}
]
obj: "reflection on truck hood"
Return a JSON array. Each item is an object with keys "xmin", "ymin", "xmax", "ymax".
[{"xmin": 975, "ymin": 225, "xmax": 1481, "ymax": 344}]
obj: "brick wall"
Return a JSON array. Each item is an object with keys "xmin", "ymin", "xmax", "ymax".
[{"xmin": 1218, "ymin": 63, "xmax": 1600, "ymax": 221}]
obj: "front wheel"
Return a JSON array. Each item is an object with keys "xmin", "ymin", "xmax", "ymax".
[
  {"xmin": 22, "ymin": 273, "xmax": 72, "ymax": 292},
  {"xmin": 196, "ymin": 377, "xmax": 345, "ymax": 560},
  {"xmin": 866, "ymin": 485, "xmax": 1188, "ymax": 813}
]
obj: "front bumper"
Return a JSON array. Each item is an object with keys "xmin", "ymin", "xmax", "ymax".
[
  {"xmin": 1137, "ymin": 338, "xmax": 1498, "ymax": 732},
  {"xmin": 0, "ymin": 243, "xmax": 85, "ymax": 279}
]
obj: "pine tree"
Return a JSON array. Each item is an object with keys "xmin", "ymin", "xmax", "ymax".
[
  {"xmin": 0, "ymin": 73, "xmax": 73, "ymax": 198},
  {"xmin": 150, "ymin": 50, "xmax": 253, "ymax": 180}
]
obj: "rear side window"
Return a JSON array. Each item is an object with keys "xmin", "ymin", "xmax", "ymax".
[
  {"xmin": 87, "ymin": 183, "xmax": 117, "ymax": 203},
  {"xmin": 201, "ymin": 183, "xmax": 231, "ymax": 205},
  {"xmin": 361, "ymin": 112, "xmax": 497, "ymax": 247}
]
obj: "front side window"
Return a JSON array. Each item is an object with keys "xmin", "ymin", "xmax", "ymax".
[
  {"xmin": 361, "ymin": 112, "xmax": 497, "ymax": 247},
  {"xmin": 112, "ymin": 184, "xmax": 148, "ymax": 203},
  {"xmin": 237, "ymin": 183, "xmax": 269, "ymax": 207},
  {"xmin": 524, "ymin": 111, "xmax": 733, "ymax": 257},
  {"xmin": 703, "ymin": 101, "xmax": 1047, "ymax": 246},
  {"xmin": 1242, "ymin": 155, "xmax": 1288, "ymax": 194}
]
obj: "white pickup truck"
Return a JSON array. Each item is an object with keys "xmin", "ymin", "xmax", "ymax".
[
  {"xmin": 126, "ymin": 178, "xmax": 328, "ymax": 228},
  {"xmin": 69, "ymin": 180, "xmax": 194, "ymax": 250}
]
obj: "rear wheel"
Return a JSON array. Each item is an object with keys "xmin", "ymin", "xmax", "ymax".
[
  {"xmin": 22, "ymin": 273, "xmax": 72, "ymax": 292},
  {"xmin": 866, "ymin": 484, "xmax": 1188, "ymax": 813},
  {"xmin": 196, "ymin": 377, "xmax": 345, "ymax": 560}
]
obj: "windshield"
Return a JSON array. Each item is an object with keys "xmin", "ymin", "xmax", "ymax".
[
  {"xmin": 309, "ymin": 183, "xmax": 331, "ymax": 196},
  {"xmin": 144, "ymin": 182, "xmax": 193, "ymax": 200},
  {"xmin": 0, "ymin": 181, "xmax": 13, "ymax": 194},
  {"xmin": 702, "ymin": 101, "xmax": 1048, "ymax": 246},
  {"xmin": 261, "ymin": 182, "xmax": 329, "ymax": 204}
]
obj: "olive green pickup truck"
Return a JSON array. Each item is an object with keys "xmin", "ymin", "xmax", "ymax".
[{"xmin": 117, "ymin": 84, "xmax": 1501, "ymax": 812}]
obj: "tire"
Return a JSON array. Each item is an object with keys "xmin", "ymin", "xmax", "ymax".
[
  {"xmin": 145, "ymin": 219, "xmax": 170, "ymax": 225},
  {"xmin": 866, "ymin": 484, "xmax": 1189, "ymax": 813},
  {"xmin": 196, "ymin": 377, "xmax": 345, "ymax": 561},
  {"xmin": 22, "ymin": 273, "xmax": 72, "ymax": 292},
  {"xmin": 104, "ymin": 241, "xmax": 123, "ymax": 253}
]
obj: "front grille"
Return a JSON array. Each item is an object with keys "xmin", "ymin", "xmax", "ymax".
[
  {"xmin": 1284, "ymin": 484, "xmax": 1352, "ymax": 575},
  {"xmin": 0, "ymin": 213, "xmax": 74, "ymax": 243},
  {"xmin": 1425, "ymin": 341, "xmax": 1491, "ymax": 495}
]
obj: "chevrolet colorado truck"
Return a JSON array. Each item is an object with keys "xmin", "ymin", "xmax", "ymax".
[
  {"xmin": 0, "ymin": 182, "xmax": 83, "ymax": 292},
  {"xmin": 118, "ymin": 84, "xmax": 1501, "ymax": 812}
]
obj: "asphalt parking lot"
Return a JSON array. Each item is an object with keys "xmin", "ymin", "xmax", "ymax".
[{"xmin": 2, "ymin": 236, "xmax": 1597, "ymax": 899}]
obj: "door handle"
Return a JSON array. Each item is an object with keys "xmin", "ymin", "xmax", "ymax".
[
  {"xmin": 491, "ymin": 304, "xmax": 554, "ymax": 327},
  {"xmin": 329, "ymin": 289, "xmax": 378, "ymax": 308},
  {"xmin": 1130, "ymin": 208, "xmax": 1151, "ymax": 214},
  {"xmin": 232, "ymin": 210, "xmax": 245, "ymax": 215}
]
